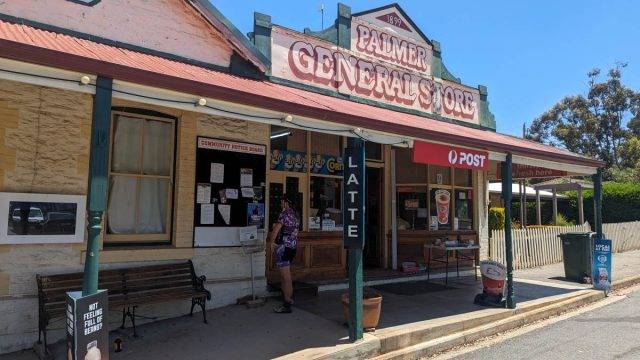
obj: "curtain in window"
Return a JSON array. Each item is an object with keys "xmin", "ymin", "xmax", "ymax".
[{"xmin": 107, "ymin": 116, "xmax": 171, "ymax": 236}]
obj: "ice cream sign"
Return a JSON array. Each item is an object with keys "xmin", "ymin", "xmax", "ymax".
[{"xmin": 270, "ymin": 7, "xmax": 481, "ymax": 125}]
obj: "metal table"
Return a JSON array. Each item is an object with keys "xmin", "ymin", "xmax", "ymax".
[{"xmin": 424, "ymin": 244, "xmax": 479, "ymax": 284}]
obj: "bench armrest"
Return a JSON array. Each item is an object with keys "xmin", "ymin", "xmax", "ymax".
[{"xmin": 189, "ymin": 261, "xmax": 212, "ymax": 301}]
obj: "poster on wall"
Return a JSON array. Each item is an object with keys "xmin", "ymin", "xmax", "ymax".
[
  {"xmin": 434, "ymin": 189, "xmax": 451, "ymax": 225},
  {"xmin": 247, "ymin": 203, "xmax": 265, "ymax": 229}
]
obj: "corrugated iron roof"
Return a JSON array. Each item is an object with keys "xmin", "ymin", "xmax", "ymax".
[{"xmin": 0, "ymin": 19, "xmax": 604, "ymax": 168}]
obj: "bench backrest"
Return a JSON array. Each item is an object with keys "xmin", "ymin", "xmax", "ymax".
[{"xmin": 37, "ymin": 261, "xmax": 195, "ymax": 317}]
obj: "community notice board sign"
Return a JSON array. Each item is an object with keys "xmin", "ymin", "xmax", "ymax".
[
  {"xmin": 66, "ymin": 290, "xmax": 109, "ymax": 360},
  {"xmin": 592, "ymin": 238, "xmax": 612, "ymax": 292}
]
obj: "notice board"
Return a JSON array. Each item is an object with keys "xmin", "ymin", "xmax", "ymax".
[{"xmin": 194, "ymin": 137, "xmax": 266, "ymax": 247}]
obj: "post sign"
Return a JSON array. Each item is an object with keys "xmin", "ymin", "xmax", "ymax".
[
  {"xmin": 66, "ymin": 290, "xmax": 109, "ymax": 360},
  {"xmin": 343, "ymin": 146, "xmax": 365, "ymax": 249},
  {"xmin": 412, "ymin": 141, "xmax": 488, "ymax": 171},
  {"xmin": 592, "ymin": 238, "xmax": 612, "ymax": 292}
]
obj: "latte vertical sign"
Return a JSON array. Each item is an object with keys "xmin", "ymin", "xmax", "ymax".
[
  {"xmin": 66, "ymin": 290, "xmax": 109, "ymax": 360},
  {"xmin": 343, "ymin": 146, "xmax": 365, "ymax": 249}
]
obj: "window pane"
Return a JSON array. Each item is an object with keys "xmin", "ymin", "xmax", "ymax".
[
  {"xmin": 454, "ymin": 168, "xmax": 472, "ymax": 187},
  {"xmin": 311, "ymin": 132, "xmax": 341, "ymax": 156},
  {"xmin": 396, "ymin": 186, "xmax": 427, "ymax": 230},
  {"xmin": 107, "ymin": 176, "xmax": 137, "ymax": 234},
  {"xmin": 365, "ymin": 142, "xmax": 382, "ymax": 161},
  {"xmin": 309, "ymin": 177, "xmax": 342, "ymax": 231},
  {"xmin": 395, "ymin": 148, "xmax": 427, "ymax": 183},
  {"xmin": 137, "ymin": 178, "xmax": 169, "ymax": 234},
  {"xmin": 455, "ymin": 189, "xmax": 473, "ymax": 230},
  {"xmin": 112, "ymin": 116, "xmax": 142, "ymax": 173},
  {"xmin": 143, "ymin": 120, "xmax": 172, "ymax": 176},
  {"xmin": 270, "ymin": 126, "xmax": 307, "ymax": 172},
  {"xmin": 429, "ymin": 165, "xmax": 451, "ymax": 185}
]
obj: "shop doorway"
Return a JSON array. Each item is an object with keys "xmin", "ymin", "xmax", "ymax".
[{"xmin": 364, "ymin": 167, "xmax": 383, "ymax": 268}]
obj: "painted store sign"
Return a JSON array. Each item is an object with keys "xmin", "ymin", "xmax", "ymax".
[{"xmin": 270, "ymin": 8, "xmax": 481, "ymax": 125}]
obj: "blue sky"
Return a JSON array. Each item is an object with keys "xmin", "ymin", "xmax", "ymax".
[{"xmin": 213, "ymin": 0, "xmax": 640, "ymax": 136}]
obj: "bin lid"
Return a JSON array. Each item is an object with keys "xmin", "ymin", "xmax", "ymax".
[{"xmin": 558, "ymin": 232, "xmax": 595, "ymax": 239}]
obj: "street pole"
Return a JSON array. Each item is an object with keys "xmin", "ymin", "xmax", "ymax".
[
  {"xmin": 344, "ymin": 137, "xmax": 364, "ymax": 342},
  {"xmin": 502, "ymin": 154, "xmax": 515, "ymax": 309},
  {"xmin": 82, "ymin": 77, "xmax": 113, "ymax": 296}
]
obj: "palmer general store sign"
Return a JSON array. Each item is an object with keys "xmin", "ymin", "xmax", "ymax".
[{"xmin": 271, "ymin": 7, "xmax": 481, "ymax": 125}]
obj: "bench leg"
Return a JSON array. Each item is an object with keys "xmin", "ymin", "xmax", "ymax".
[
  {"xmin": 131, "ymin": 306, "xmax": 138, "ymax": 337},
  {"xmin": 190, "ymin": 298, "xmax": 196, "ymax": 317},
  {"xmin": 120, "ymin": 307, "xmax": 127, "ymax": 329},
  {"xmin": 191, "ymin": 297, "xmax": 207, "ymax": 324}
]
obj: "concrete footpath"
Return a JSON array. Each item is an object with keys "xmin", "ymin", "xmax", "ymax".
[{"xmin": 2, "ymin": 250, "xmax": 639, "ymax": 360}]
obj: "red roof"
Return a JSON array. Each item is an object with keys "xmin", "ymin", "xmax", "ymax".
[{"xmin": 0, "ymin": 19, "xmax": 604, "ymax": 168}]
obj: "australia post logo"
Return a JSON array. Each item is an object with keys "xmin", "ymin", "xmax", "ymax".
[
  {"xmin": 447, "ymin": 149, "xmax": 486, "ymax": 169},
  {"xmin": 413, "ymin": 141, "xmax": 489, "ymax": 171}
]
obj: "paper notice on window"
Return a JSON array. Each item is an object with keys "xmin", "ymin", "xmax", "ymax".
[
  {"xmin": 225, "ymin": 188, "xmax": 238, "ymax": 199},
  {"xmin": 200, "ymin": 204, "xmax": 215, "ymax": 225},
  {"xmin": 218, "ymin": 204, "xmax": 231, "ymax": 225},
  {"xmin": 241, "ymin": 187, "xmax": 255, "ymax": 198},
  {"xmin": 240, "ymin": 168, "xmax": 253, "ymax": 187},
  {"xmin": 210, "ymin": 163, "xmax": 224, "ymax": 183},
  {"xmin": 196, "ymin": 183, "xmax": 211, "ymax": 204}
]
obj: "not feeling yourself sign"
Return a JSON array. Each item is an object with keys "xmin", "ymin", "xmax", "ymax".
[{"xmin": 343, "ymin": 146, "xmax": 365, "ymax": 249}]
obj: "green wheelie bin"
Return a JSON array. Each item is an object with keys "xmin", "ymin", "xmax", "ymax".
[{"xmin": 558, "ymin": 232, "xmax": 595, "ymax": 283}]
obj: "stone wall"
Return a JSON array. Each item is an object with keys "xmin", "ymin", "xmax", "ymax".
[{"xmin": 0, "ymin": 82, "xmax": 269, "ymax": 354}]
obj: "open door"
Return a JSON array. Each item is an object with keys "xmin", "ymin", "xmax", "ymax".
[{"xmin": 364, "ymin": 167, "xmax": 383, "ymax": 268}]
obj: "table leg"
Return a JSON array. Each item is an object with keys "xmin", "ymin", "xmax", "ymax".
[
  {"xmin": 445, "ymin": 250, "xmax": 449, "ymax": 285},
  {"xmin": 427, "ymin": 247, "xmax": 432, "ymax": 281},
  {"xmin": 456, "ymin": 250, "xmax": 460, "ymax": 278}
]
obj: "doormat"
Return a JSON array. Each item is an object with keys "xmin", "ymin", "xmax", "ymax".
[{"xmin": 372, "ymin": 281, "xmax": 453, "ymax": 296}]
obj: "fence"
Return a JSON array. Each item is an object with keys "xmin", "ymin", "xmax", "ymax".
[
  {"xmin": 603, "ymin": 221, "xmax": 640, "ymax": 253},
  {"xmin": 489, "ymin": 221, "xmax": 640, "ymax": 269},
  {"xmin": 489, "ymin": 224, "xmax": 590, "ymax": 270}
]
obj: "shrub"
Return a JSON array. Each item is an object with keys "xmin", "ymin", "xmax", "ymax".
[
  {"xmin": 559, "ymin": 182, "xmax": 640, "ymax": 223},
  {"xmin": 489, "ymin": 207, "xmax": 505, "ymax": 232}
]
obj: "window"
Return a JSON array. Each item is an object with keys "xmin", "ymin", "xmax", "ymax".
[
  {"xmin": 394, "ymin": 147, "xmax": 475, "ymax": 231},
  {"xmin": 365, "ymin": 142, "xmax": 383, "ymax": 161},
  {"xmin": 106, "ymin": 112, "xmax": 175, "ymax": 244},
  {"xmin": 309, "ymin": 177, "xmax": 342, "ymax": 231}
]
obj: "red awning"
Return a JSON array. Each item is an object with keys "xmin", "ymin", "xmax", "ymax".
[{"xmin": 0, "ymin": 19, "xmax": 604, "ymax": 168}]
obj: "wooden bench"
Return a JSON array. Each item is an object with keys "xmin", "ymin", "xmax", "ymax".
[{"xmin": 36, "ymin": 260, "xmax": 211, "ymax": 348}]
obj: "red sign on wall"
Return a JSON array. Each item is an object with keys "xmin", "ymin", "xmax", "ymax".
[
  {"xmin": 412, "ymin": 141, "xmax": 489, "ymax": 171},
  {"xmin": 496, "ymin": 163, "xmax": 568, "ymax": 179}
]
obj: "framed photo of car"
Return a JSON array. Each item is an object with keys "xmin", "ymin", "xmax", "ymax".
[{"xmin": 0, "ymin": 192, "xmax": 86, "ymax": 244}]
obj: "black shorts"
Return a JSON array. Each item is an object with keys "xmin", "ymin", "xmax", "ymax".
[{"xmin": 275, "ymin": 245, "xmax": 297, "ymax": 267}]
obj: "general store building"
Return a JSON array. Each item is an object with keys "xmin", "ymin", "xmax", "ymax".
[{"xmin": 0, "ymin": 0, "xmax": 603, "ymax": 354}]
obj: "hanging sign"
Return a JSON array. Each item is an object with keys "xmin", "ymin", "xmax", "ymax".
[
  {"xmin": 412, "ymin": 141, "xmax": 488, "ymax": 171},
  {"xmin": 66, "ymin": 290, "xmax": 109, "ymax": 360},
  {"xmin": 343, "ymin": 146, "xmax": 365, "ymax": 249},
  {"xmin": 592, "ymin": 238, "xmax": 612, "ymax": 292},
  {"xmin": 496, "ymin": 163, "xmax": 568, "ymax": 179}
]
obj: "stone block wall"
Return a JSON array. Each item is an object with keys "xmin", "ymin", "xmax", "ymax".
[{"xmin": 0, "ymin": 82, "xmax": 269, "ymax": 354}]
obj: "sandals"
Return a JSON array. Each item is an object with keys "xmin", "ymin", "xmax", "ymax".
[{"xmin": 273, "ymin": 301, "xmax": 293, "ymax": 313}]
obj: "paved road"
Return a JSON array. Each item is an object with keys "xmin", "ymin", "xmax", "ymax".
[{"xmin": 454, "ymin": 289, "xmax": 640, "ymax": 360}]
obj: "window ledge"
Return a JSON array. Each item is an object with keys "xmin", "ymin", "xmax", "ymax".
[{"xmin": 81, "ymin": 246, "xmax": 194, "ymax": 264}]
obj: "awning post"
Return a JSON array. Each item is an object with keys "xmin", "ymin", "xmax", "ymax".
[
  {"xmin": 345, "ymin": 137, "xmax": 364, "ymax": 342},
  {"xmin": 501, "ymin": 153, "xmax": 515, "ymax": 309},
  {"xmin": 577, "ymin": 187, "xmax": 584, "ymax": 225},
  {"xmin": 535, "ymin": 189, "xmax": 541, "ymax": 225},
  {"xmin": 593, "ymin": 168, "xmax": 603, "ymax": 239},
  {"xmin": 552, "ymin": 189, "xmax": 558, "ymax": 226},
  {"xmin": 82, "ymin": 76, "xmax": 113, "ymax": 296}
]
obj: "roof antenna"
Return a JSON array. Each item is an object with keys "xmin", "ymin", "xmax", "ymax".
[{"xmin": 319, "ymin": 3, "xmax": 325, "ymax": 29}]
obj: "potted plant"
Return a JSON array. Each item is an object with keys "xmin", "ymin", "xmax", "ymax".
[{"xmin": 341, "ymin": 287, "xmax": 382, "ymax": 331}]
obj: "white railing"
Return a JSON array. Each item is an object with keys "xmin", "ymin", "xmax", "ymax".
[
  {"xmin": 489, "ymin": 221, "xmax": 640, "ymax": 269},
  {"xmin": 489, "ymin": 224, "xmax": 590, "ymax": 270},
  {"xmin": 603, "ymin": 221, "xmax": 640, "ymax": 253}
]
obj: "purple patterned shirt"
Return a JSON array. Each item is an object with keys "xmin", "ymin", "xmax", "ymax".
[{"xmin": 278, "ymin": 208, "xmax": 299, "ymax": 248}]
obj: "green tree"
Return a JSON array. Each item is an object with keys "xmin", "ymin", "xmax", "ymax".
[{"xmin": 527, "ymin": 64, "xmax": 640, "ymax": 177}]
